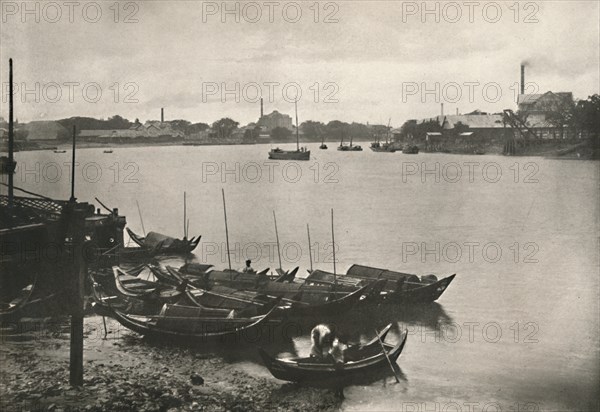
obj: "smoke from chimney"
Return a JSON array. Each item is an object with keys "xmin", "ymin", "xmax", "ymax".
[
  {"xmin": 161, "ymin": 108, "xmax": 164, "ymax": 123},
  {"xmin": 521, "ymin": 65, "xmax": 525, "ymax": 95}
]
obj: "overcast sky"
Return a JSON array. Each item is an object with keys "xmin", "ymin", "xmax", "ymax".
[{"xmin": 1, "ymin": 0, "xmax": 598, "ymax": 127}]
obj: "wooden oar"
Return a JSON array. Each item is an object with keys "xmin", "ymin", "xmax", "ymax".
[{"xmin": 374, "ymin": 328, "xmax": 400, "ymax": 383}]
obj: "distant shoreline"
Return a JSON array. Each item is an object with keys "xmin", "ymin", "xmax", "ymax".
[{"xmin": 3, "ymin": 138, "xmax": 597, "ymax": 160}]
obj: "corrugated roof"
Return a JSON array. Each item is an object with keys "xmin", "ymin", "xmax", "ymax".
[{"xmin": 443, "ymin": 114, "xmax": 504, "ymax": 129}]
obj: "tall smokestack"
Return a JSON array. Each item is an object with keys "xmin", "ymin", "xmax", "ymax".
[
  {"xmin": 521, "ymin": 65, "xmax": 525, "ymax": 95},
  {"xmin": 456, "ymin": 108, "xmax": 459, "ymax": 115},
  {"xmin": 161, "ymin": 108, "xmax": 164, "ymax": 123},
  {"xmin": 260, "ymin": 98, "xmax": 263, "ymax": 118},
  {"xmin": 441, "ymin": 103, "xmax": 444, "ymax": 119}
]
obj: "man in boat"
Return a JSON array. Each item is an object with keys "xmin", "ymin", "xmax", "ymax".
[
  {"xmin": 310, "ymin": 324, "xmax": 345, "ymax": 363},
  {"xmin": 242, "ymin": 259, "xmax": 255, "ymax": 273}
]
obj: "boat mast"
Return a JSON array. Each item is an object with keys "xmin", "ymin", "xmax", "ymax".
[
  {"xmin": 222, "ymin": 189, "xmax": 232, "ymax": 270},
  {"xmin": 331, "ymin": 209, "xmax": 337, "ymax": 291},
  {"xmin": 273, "ymin": 210, "xmax": 282, "ymax": 270},
  {"xmin": 136, "ymin": 200, "xmax": 146, "ymax": 236},
  {"xmin": 386, "ymin": 118, "xmax": 391, "ymax": 144},
  {"xmin": 7, "ymin": 58, "xmax": 14, "ymax": 207},
  {"xmin": 295, "ymin": 99, "xmax": 299, "ymax": 151},
  {"xmin": 183, "ymin": 191, "xmax": 187, "ymax": 240},
  {"xmin": 307, "ymin": 223, "xmax": 313, "ymax": 272}
]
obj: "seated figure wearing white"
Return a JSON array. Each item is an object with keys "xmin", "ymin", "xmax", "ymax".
[{"xmin": 310, "ymin": 324, "xmax": 345, "ymax": 363}]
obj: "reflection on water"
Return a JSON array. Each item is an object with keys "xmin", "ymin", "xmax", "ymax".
[{"xmin": 6, "ymin": 145, "xmax": 599, "ymax": 411}]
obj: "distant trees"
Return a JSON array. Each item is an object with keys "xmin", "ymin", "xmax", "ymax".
[
  {"xmin": 212, "ymin": 118, "xmax": 239, "ymax": 139},
  {"xmin": 57, "ymin": 116, "xmax": 132, "ymax": 133},
  {"xmin": 243, "ymin": 126, "xmax": 261, "ymax": 142},
  {"xmin": 270, "ymin": 126, "xmax": 292, "ymax": 140},
  {"xmin": 570, "ymin": 94, "xmax": 600, "ymax": 139},
  {"xmin": 300, "ymin": 120, "xmax": 325, "ymax": 140},
  {"xmin": 398, "ymin": 119, "xmax": 442, "ymax": 140}
]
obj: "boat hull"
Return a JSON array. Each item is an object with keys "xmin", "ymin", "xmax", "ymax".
[
  {"xmin": 259, "ymin": 329, "xmax": 407, "ymax": 382},
  {"xmin": 268, "ymin": 150, "xmax": 311, "ymax": 160}
]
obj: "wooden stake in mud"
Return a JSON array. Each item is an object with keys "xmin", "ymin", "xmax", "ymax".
[
  {"xmin": 70, "ymin": 125, "xmax": 76, "ymax": 202},
  {"xmin": 69, "ymin": 207, "xmax": 87, "ymax": 386},
  {"xmin": 7, "ymin": 58, "xmax": 14, "ymax": 207}
]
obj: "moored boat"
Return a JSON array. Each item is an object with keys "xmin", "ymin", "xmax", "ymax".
[
  {"xmin": 304, "ymin": 265, "xmax": 455, "ymax": 303},
  {"xmin": 259, "ymin": 324, "xmax": 407, "ymax": 382},
  {"xmin": 268, "ymin": 100, "xmax": 310, "ymax": 160},
  {"xmin": 126, "ymin": 228, "xmax": 200, "ymax": 254},
  {"xmin": 105, "ymin": 302, "xmax": 279, "ymax": 342}
]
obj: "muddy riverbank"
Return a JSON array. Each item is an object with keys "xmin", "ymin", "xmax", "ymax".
[{"xmin": 0, "ymin": 316, "xmax": 342, "ymax": 412}]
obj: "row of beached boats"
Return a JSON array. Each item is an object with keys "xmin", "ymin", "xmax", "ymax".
[
  {"xmin": 83, "ymin": 192, "xmax": 455, "ymax": 383},
  {"xmin": 88, "ymin": 257, "xmax": 451, "ymax": 382}
]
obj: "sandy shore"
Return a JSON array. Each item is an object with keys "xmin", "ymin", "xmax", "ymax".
[{"xmin": 1, "ymin": 316, "xmax": 341, "ymax": 412}]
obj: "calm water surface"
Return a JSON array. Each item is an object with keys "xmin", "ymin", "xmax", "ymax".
[{"xmin": 7, "ymin": 143, "xmax": 599, "ymax": 411}]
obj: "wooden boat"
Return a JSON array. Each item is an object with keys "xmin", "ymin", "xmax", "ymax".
[
  {"xmin": 319, "ymin": 134, "xmax": 328, "ymax": 150},
  {"xmin": 168, "ymin": 265, "xmax": 378, "ymax": 318},
  {"xmin": 53, "ymin": 150, "xmax": 66, "ymax": 153},
  {"xmin": 267, "ymin": 101, "xmax": 310, "ymax": 161},
  {"xmin": 259, "ymin": 324, "xmax": 407, "ymax": 382},
  {"xmin": 106, "ymin": 302, "xmax": 279, "ymax": 342},
  {"xmin": 304, "ymin": 265, "xmax": 455, "ymax": 303},
  {"xmin": 113, "ymin": 266, "xmax": 185, "ymax": 303},
  {"xmin": 126, "ymin": 228, "xmax": 200, "ymax": 254},
  {"xmin": 268, "ymin": 147, "xmax": 311, "ymax": 160},
  {"xmin": 0, "ymin": 283, "xmax": 35, "ymax": 321},
  {"xmin": 103, "ymin": 150, "xmax": 113, "ymax": 153},
  {"xmin": 370, "ymin": 142, "xmax": 396, "ymax": 153}
]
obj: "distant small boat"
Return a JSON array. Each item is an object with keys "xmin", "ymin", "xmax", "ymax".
[
  {"xmin": 338, "ymin": 134, "xmax": 362, "ymax": 151},
  {"xmin": 53, "ymin": 150, "xmax": 66, "ymax": 153},
  {"xmin": 319, "ymin": 135, "xmax": 328, "ymax": 150},
  {"xmin": 370, "ymin": 142, "xmax": 396, "ymax": 153},
  {"xmin": 103, "ymin": 149, "xmax": 113, "ymax": 153}
]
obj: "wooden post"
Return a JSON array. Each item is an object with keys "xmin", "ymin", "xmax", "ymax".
[
  {"xmin": 70, "ymin": 125, "xmax": 76, "ymax": 201},
  {"xmin": 7, "ymin": 58, "xmax": 14, "ymax": 207},
  {"xmin": 69, "ymin": 205, "xmax": 87, "ymax": 386}
]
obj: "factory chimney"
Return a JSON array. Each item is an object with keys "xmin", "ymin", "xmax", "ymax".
[
  {"xmin": 521, "ymin": 65, "xmax": 525, "ymax": 95},
  {"xmin": 441, "ymin": 103, "xmax": 444, "ymax": 119},
  {"xmin": 456, "ymin": 108, "xmax": 459, "ymax": 115},
  {"xmin": 260, "ymin": 98, "xmax": 264, "ymax": 118},
  {"xmin": 161, "ymin": 108, "xmax": 164, "ymax": 123}
]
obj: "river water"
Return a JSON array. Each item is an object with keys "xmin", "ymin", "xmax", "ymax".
[{"xmin": 7, "ymin": 143, "xmax": 599, "ymax": 411}]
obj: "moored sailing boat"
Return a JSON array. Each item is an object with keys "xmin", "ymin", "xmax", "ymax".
[{"xmin": 268, "ymin": 100, "xmax": 310, "ymax": 160}]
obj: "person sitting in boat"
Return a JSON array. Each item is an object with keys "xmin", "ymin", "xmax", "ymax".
[
  {"xmin": 310, "ymin": 324, "xmax": 345, "ymax": 363},
  {"xmin": 242, "ymin": 259, "xmax": 255, "ymax": 273}
]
